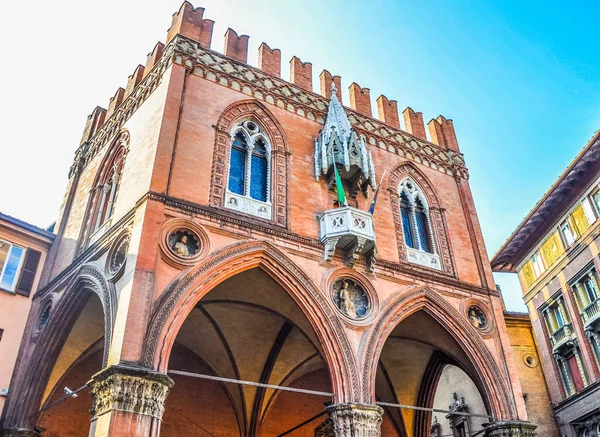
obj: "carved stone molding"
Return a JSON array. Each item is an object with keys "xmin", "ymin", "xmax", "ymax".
[
  {"xmin": 88, "ymin": 365, "xmax": 173, "ymax": 420},
  {"xmin": 482, "ymin": 421, "xmax": 537, "ymax": 437},
  {"xmin": 0, "ymin": 428, "xmax": 41, "ymax": 437},
  {"xmin": 326, "ymin": 403, "xmax": 384, "ymax": 437}
]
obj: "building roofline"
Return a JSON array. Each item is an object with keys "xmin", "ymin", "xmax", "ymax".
[
  {"xmin": 0, "ymin": 212, "xmax": 56, "ymax": 241},
  {"xmin": 491, "ymin": 129, "xmax": 600, "ymax": 273}
]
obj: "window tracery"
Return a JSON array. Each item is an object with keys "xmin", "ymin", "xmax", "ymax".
[
  {"xmin": 398, "ymin": 178, "xmax": 438, "ymax": 261},
  {"xmin": 225, "ymin": 120, "xmax": 272, "ymax": 219},
  {"xmin": 389, "ymin": 163, "xmax": 454, "ymax": 274},
  {"xmin": 80, "ymin": 131, "xmax": 129, "ymax": 249}
]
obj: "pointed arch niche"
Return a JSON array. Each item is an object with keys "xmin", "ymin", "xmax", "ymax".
[
  {"xmin": 209, "ymin": 100, "xmax": 289, "ymax": 227},
  {"xmin": 389, "ymin": 163, "xmax": 455, "ymax": 275}
]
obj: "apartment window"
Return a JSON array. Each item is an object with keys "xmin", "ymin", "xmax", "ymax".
[
  {"xmin": 531, "ymin": 251, "xmax": 546, "ymax": 278},
  {"xmin": 582, "ymin": 275, "xmax": 598, "ymax": 303},
  {"xmin": 582, "ymin": 197, "xmax": 597, "ymax": 225},
  {"xmin": 0, "ymin": 240, "xmax": 24, "ymax": 292},
  {"xmin": 560, "ymin": 220, "xmax": 576, "ymax": 247},
  {"xmin": 592, "ymin": 189, "xmax": 600, "ymax": 216}
]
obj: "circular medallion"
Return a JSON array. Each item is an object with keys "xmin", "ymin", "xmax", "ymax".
[
  {"xmin": 168, "ymin": 229, "xmax": 200, "ymax": 258},
  {"xmin": 467, "ymin": 305, "xmax": 488, "ymax": 330},
  {"xmin": 105, "ymin": 229, "xmax": 131, "ymax": 281},
  {"xmin": 332, "ymin": 278, "xmax": 370, "ymax": 320},
  {"xmin": 37, "ymin": 302, "xmax": 52, "ymax": 333},
  {"xmin": 159, "ymin": 219, "xmax": 211, "ymax": 268}
]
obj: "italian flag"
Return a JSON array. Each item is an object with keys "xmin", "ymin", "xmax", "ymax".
[{"xmin": 334, "ymin": 163, "xmax": 347, "ymax": 206}]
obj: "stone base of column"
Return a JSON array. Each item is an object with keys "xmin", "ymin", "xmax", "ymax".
[
  {"xmin": 326, "ymin": 403, "xmax": 384, "ymax": 437},
  {"xmin": 87, "ymin": 364, "xmax": 174, "ymax": 437},
  {"xmin": 483, "ymin": 421, "xmax": 537, "ymax": 437},
  {"xmin": 0, "ymin": 428, "xmax": 41, "ymax": 437}
]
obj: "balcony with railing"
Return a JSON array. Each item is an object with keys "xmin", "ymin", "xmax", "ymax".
[
  {"xmin": 319, "ymin": 206, "xmax": 377, "ymax": 271},
  {"xmin": 550, "ymin": 323, "xmax": 575, "ymax": 352},
  {"xmin": 581, "ymin": 299, "xmax": 600, "ymax": 329}
]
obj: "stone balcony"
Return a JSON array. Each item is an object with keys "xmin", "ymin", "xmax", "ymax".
[
  {"xmin": 582, "ymin": 299, "xmax": 600, "ymax": 330},
  {"xmin": 550, "ymin": 323, "xmax": 576, "ymax": 353},
  {"xmin": 319, "ymin": 206, "xmax": 377, "ymax": 271}
]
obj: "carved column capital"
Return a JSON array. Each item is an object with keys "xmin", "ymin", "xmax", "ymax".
[
  {"xmin": 87, "ymin": 365, "xmax": 174, "ymax": 420},
  {"xmin": 326, "ymin": 403, "xmax": 384, "ymax": 437},
  {"xmin": 482, "ymin": 421, "xmax": 537, "ymax": 437}
]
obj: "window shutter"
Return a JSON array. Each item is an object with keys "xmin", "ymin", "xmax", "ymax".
[{"xmin": 16, "ymin": 249, "xmax": 41, "ymax": 297}]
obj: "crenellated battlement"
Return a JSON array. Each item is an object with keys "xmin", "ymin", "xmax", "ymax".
[{"xmin": 78, "ymin": 1, "xmax": 465, "ymax": 174}]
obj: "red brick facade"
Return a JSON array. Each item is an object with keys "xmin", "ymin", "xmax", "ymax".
[{"xmin": 1, "ymin": 3, "xmax": 535, "ymax": 437}]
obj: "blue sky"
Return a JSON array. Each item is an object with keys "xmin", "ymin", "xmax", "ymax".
[{"xmin": 1, "ymin": 0, "xmax": 599, "ymax": 311}]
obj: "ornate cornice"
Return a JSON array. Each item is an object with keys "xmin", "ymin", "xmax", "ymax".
[
  {"xmin": 326, "ymin": 403, "xmax": 384, "ymax": 437},
  {"xmin": 145, "ymin": 191, "xmax": 497, "ymax": 296},
  {"xmin": 88, "ymin": 365, "xmax": 173, "ymax": 420},
  {"xmin": 171, "ymin": 35, "xmax": 468, "ymax": 179}
]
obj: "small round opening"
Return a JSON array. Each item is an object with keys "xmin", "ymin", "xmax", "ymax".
[
  {"xmin": 38, "ymin": 303, "xmax": 52, "ymax": 331},
  {"xmin": 524, "ymin": 354, "xmax": 537, "ymax": 368}
]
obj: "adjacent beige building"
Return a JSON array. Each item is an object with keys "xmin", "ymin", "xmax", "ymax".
[{"xmin": 0, "ymin": 213, "xmax": 54, "ymax": 416}]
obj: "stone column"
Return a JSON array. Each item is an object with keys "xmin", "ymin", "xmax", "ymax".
[
  {"xmin": 87, "ymin": 365, "xmax": 173, "ymax": 437},
  {"xmin": 326, "ymin": 403, "xmax": 384, "ymax": 437},
  {"xmin": 482, "ymin": 421, "xmax": 537, "ymax": 437}
]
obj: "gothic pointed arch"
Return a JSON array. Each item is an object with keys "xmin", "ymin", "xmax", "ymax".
[
  {"xmin": 359, "ymin": 286, "xmax": 518, "ymax": 421},
  {"xmin": 389, "ymin": 162, "xmax": 455, "ymax": 275},
  {"xmin": 3, "ymin": 262, "xmax": 116, "ymax": 429},
  {"xmin": 77, "ymin": 130, "xmax": 130, "ymax": 251},
  {"xmin": 143, "ymin": 240, "xmax": 358, "ymax": 402},
  {"xmin": 209, "ymin": 99, "xmax": 289, "ymax": 227}
]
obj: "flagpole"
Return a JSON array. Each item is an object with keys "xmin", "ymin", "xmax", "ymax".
[{"xmin": 368, "ymin": 169, "xmax": 387, "ymax": 215}]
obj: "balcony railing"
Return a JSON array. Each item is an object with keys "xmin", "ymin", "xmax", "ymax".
[
  {"xmin": 319, "ymin": 206, "xmax": 376, "ymax": 271},
  {"xmin": 581, "ymin": 299, "xmax": 600, "ymax": 328},
  {"xmin": 550, "ymin": 323, "xmax": 575, "ymax": 352}
]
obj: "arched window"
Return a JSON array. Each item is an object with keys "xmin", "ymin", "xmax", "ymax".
[
  {"xmin": 225, "ymin": 120, "xmax": 272, "ymax": 219},
  {"xmin": 400, "ymin": 192, "xmax": 415, "ymax": 249},
  {"xmin": 82, "ymin": 132, "xmax": 128, "ymax": 247},
  {"xmin": 399, "ymin": 178, "xmax": 436, "ymax": 255}
]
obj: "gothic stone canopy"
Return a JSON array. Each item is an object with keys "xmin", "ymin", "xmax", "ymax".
[{"xmin": 314, "ymin": 84, "xmax": 376, "ymax": 197}]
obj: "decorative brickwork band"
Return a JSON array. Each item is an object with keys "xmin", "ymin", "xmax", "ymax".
[
  {"xmin": 88, "ymin": 365, "xmax": 174, "ymax": 420},
  {"xmin": 326, "ymin": 403, "xmax": 384, "ymax": 437},
  {"xmin": 482, "ymin": 421, "xmax": 537, "ymax": 437}
]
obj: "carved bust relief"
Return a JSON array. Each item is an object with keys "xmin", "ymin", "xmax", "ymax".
[
  {"xmin": 467, "ymin": 305, "xmax": 488, "ymax": 330},
  {"xmin": 332, "ymin": 278, "xmax": 370, "ymax": 320},
  {"xmin": 168, "ymin": 230, "xmax": 200, "ymax": 258}
]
